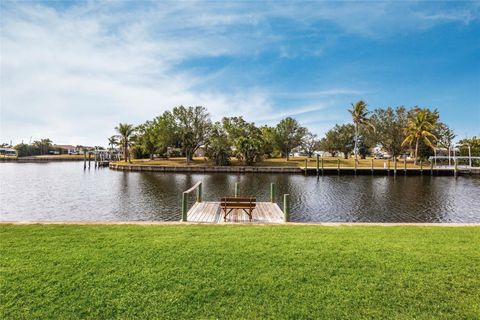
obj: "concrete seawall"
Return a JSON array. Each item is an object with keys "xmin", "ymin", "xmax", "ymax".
[
  {"xmin": 109, "ymin": 163, "xmax": 302, "ymax": 173},
  {"xmin": 109, "ymin": 163, "xmax": 478, "ymax": 175}
]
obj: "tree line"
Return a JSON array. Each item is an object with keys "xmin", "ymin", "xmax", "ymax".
[
  {"xmin": 12, "ymin": 140, "xmax": 100, "ymax": 157},
  {"xmin": 112, "ymin": 102, "xmax": 478, "ymax": 165},
  {"xmin": 322, "ymin": 102, "xmax": 458, "ymax": 164},
  {"xmin": 13, "ymin": 139, "xmax": 57, "ymax": 157},
  {"xmin": 113, "ymin": 106, "xmax": 308, "ymax": 165}
]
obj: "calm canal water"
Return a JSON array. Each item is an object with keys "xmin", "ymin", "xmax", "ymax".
[{"xmin": 1, "ymin": 162, "xmax": 479, "ymax": 223}]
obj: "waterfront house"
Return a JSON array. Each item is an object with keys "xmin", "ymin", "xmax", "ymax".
[
  {"xmin": 0, "ymin": 147, "xmax": 17, "ymax": 157},
  {"xmin": 54, "ymin": 144, "xmax": 77, "ymax": 155}
]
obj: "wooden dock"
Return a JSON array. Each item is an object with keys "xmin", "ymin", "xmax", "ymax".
[{"xmin": 186, "ymin": 201, "xmax": 284, "ymax": 223}]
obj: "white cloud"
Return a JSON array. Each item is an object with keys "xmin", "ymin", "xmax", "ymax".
[
  {"xmin": 0, "ymin": 2, "xmax": 270, "ymax": 145},
  {"xmin": 1, "ymin": 1, "xmax": 477, "ymax": 145}
]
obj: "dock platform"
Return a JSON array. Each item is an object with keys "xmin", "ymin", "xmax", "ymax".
[{"xmin": 186, "ymin": 201, "xmax": 284, "ymax": 223}]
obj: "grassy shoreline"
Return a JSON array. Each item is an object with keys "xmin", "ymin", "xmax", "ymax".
[
  {"xmin": 112, "ymin": 156, "xmax": 429, "ymax": 168},
  {"xmin": 0, "ymin": 155, "xmax": 456, "ymax": 170},
  {"xmin": 1, "ymin": 224, "xmax": 479, "ymax": 319}
]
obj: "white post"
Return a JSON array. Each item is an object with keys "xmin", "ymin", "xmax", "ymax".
[
  {"xmin": 453, "ymin": 146, "xmax": 456, "ymax": 166},
  {"xmin": 448, "ymin": 146, "xmax": 451, "ymax": 166},
  {"xmin": 468, "ymin": 145, "xmax": 472, "ymax": 168}
]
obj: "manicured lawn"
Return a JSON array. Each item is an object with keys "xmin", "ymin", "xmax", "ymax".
[
  {"xmin": 1, "ymin": 225, "xmax": 479, "ymax": 319},
  {"xmin": 115, "ymin": 156, "xmax": 428, "ymax": 168}
]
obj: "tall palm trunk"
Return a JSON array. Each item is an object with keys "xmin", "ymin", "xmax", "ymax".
[
  {"xmin": 414, "ymin": 138, "xmax": 420, "ymax": 165},
  {"xmin": 354, "ymin": 124, "xmax": 359, "ymax": 163},
  {"xmin": 123, "ymin": 142, "xmax": 128, "ymax": 163}
]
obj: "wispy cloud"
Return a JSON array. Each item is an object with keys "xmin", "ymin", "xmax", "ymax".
[
  {"xmin": 273, "ymin": 89, "xmax": 366, "ymax": 99},
  {"xmin": 1, "ymin": 1, "xmax": 478, "ymax": 145}
]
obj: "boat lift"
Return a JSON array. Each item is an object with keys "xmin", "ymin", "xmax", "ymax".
[
  {"xmin": 83, "ymin": 148, "xmax": 120, "ymax": 169},
  {"xmin": 431, "ymin": 143, "xmax": 477, "ymax": 168}
]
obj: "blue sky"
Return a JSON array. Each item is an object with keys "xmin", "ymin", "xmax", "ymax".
[{"xmin": 1, "ymin": 0, "xmax": 479, "ymax": 146}]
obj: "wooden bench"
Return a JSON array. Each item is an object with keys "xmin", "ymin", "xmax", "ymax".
[{"xmin": 220, "ymin": 197, "xmax": 256, "ymax": 222}]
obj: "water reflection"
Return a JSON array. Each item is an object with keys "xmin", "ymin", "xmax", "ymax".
[{"xmin": 0, "ymin": 162, "xmax": 479, "ymax": 222}]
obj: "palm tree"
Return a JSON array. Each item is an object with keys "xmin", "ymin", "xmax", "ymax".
[
  {"xmin": 401, "ymin": 110, "xmax": 437, "ymax": 165},
  {"xmin": 115, "ymin": 123, "xmax": 135, "ymax": 162},
  {"xmin": 348, "ymin": 100, "xmax": 374, "ymax": 162},
  {"xmin": 107, "ymin": 136, "xmax": 118, "ymax": 151}
]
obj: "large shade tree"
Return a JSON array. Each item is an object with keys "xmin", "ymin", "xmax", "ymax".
[
  {"xmin": 319, "ymin": 135, "xmax": 337, "ymax": 157},
  {"xmin": 332, "ymin": 124, "xmax": 356, "ymax": 159},
  {"xmin": 153, "ymin": 112, "xmax": 176, "ymax": 158},
  {"xmin": 301, "ymin": 131, "xmax": 319, "ymax": 158},
  {"xmin": 434, "ymin": 123, "xmax": 456, "ymax": 165},
  {"xmin": 458, "ymin": 136, "xmax": 480, "ymax": 166},
  {"xmin": 275, "ymin": 117, "xmax": 307, "ymax": 161},
  {"xmin": 260, "ymin": 125, "xmax": 277, "ymax": 158},
  {"xmin": 136, "ymin": 112, "xmax": 177, "ymax": 160},
  {"xmin": 115, "ymin": 123, "xmax": 135, "ymax": 162},
  {"xmin": 136, "ymin": 121, "xmax": 157, "ymax": 160},
  {"xmin": 370, "ymin": 106, "xmax": 408, "ymax": 158},
  {"xmin": 172, "ymin": 106, "xmax": 211, "ymax": 164},
  {"xmin": 33, "ymin": 138, "xmax": 53, "ymax": 155},
  {"xmin": 222, "ymin": 116, "xmax": 264, "ymax": 165},
  {"xmin": 320, "ymin": 124, "xmax": 355, "ymax": 159},
  {"xmin": 205, "ymin": 122, "xmax": 231, "ymax": 166}
]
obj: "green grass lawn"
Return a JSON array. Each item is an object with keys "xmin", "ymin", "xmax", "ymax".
[{"xmin": 1, "ymin": 225, "xmax": 479, "ymax": 319}]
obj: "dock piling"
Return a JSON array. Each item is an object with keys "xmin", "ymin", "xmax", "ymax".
[
  {"xmin": 337, "ymin": 159, "xmax": 340, "ymax": 175},
  {"xmin": 304, "ymin": 158, "xmax": 308, "ymax": 174},
  {"xmin": 394, "ymin": 158, "xmax": 397, "ymax": 176},
  {"xmin": 371, "ymin": 159, "xmax": 374, "ymax": 174},
  {"xmin": 234, "ymin": 182, "xmax": 239, "ymax": 198},
  {"xmin": 321, "ymin": 158, "xmax": 324, "ymax": 175},
  {"xmin": 404, "ymin": 158, "xmax": 407, "ymax": 175},
  {"xmin": 196, "ymin": 183, "xmax": 202, "ymax": 203},
  {"xmin": 83, "ymin": 152, "xmax": 86, "ymax": 170},
  {"xmin": 430, "ymin": 161, "xmax": 434, "ymax": 176},
  {"xmin": 283, "ymin": 194, "xmax": 290, "ymax": 222},
  {"xmin": 316, "ymin": 155, "xmax": 319, "ymax": 176},
  {"xmin": 270, "ymin": 183, "xmax": 275, "ymax": 203},
  {"xmin": 182, "ymin": 192, "xmax": 188, "ymax": 222}
]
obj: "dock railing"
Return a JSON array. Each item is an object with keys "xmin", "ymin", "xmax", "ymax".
[
  {"xmin": 181, "ymin": 181, "xmax": 202, "ymax": 222},
  {"xmin": 298, "ymin": 156, "xmax": 472, "ymax": 176}
]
